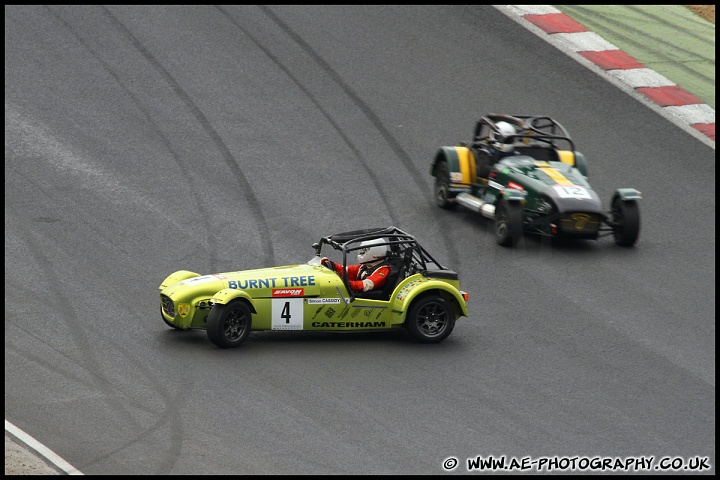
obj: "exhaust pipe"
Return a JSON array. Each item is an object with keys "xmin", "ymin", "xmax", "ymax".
[{"xmin": 456, "ymin": 193, "xmax": 495, "ymax": 219}]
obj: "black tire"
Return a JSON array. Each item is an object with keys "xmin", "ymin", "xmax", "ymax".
[
  {"xmin": 206, "ymin": 300, "xmax": 252, "ymax": 348},
  {"xmin": 611, "ymin": 197, "xmax": 640, "ymax": 247},
  {"xmin": 434, "ymin": 161, "xmax": 457, "ymax": 209},
  {"xmin": 405, "ymin": 295, "xmax": 455, "ymax": 343},
  {"xmin": 495, "ymin": 198, "xmax": 523, "ymax": 247}
]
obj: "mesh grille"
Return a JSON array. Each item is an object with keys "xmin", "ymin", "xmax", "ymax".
[{"xmin": 161, "ymin": 295, "xmax": 175, "ymax": 318}]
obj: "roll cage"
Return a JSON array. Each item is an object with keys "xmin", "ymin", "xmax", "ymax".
[
  {"xmin": 312, "ymin": 226, "xmax": 456, "ymax": 300},
  {"xmin": 469, "ymin": 113, "xmax": 576, "ymax": 153}
]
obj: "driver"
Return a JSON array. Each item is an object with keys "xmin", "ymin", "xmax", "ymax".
[
  {"xmin": 321, "ymin": 238, "xmax": 391, "ymax": 293},
  {"xmin": 475, "ymin": 120, "xmax": 521, "ymax": 179}
]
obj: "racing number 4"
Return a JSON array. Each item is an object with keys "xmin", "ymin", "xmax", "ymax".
[
  {"xmin": 281, "ymin": 301, "xmax": 291, "ymax": 323},
  {"xmin": 271, "ymin": 298, "xmax": 303, "ymax": 330}
]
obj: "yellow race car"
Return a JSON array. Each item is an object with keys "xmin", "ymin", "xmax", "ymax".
[{"xmin": 160, "ymin": 227, "xmax": 469, "ymax": 347}]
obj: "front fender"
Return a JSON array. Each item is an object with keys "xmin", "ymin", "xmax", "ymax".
[
  {"xmin": 557, "ymin": 150, "xmax": 588, "ymax": 178},
  {"xmin": 160, "ymin": 270, "xmax": 200, "ymax": 290},
  {"xmin": 210, "ymin": 288, "xmax": 258, "ymax": 313},
  {"xmin": 613, "ymin": 188, "xmax": 642, "ymax": 201}
]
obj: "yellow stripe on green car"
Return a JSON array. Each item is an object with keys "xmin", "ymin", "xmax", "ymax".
[{"xmin": 538, "ymin": 167, "xmax": 574, "ymax": 185}]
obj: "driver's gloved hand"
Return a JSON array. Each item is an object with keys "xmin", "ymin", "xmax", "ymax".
[{"xmin": 321, "ymin": 257, "xmax": 335, "ymax": 270}]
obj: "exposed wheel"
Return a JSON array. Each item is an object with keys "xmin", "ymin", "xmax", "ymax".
[
  {"xmin": 206, "ymin": 300, "xmax": 252, "ymax": 348},
  {"xmin": 611, "ymin": 197, "xmax": 640, "ymax": 247},
  {"xmin": 495, "ymin": 198, "xmax": 523, "ymax": 247},
  {"xmin": 405, "ymin": 295, "xmax": 455, "ymax": 343},
  {"xmin": 434, "ymin": 161, "xmax": 457, "ymax": 209}
]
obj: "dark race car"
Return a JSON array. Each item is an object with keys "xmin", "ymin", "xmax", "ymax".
[
  {"xmin": 431, "ymin": 114, "xmax": 641, "ymax": 247},
  {"xmin": 159, "ymin": 227, "xmax": 469, "ymax": 348}
]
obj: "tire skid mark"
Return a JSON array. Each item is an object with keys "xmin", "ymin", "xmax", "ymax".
[
  {"xmin": 6, "ymin": 180, "xmax": 186, "ymax": 473},
  {"xmin": 568, "ymin": 5, "xmax": 714, "ymax": 50},
  {"xmin": 3, "ymin": 140, "xmax": 131, "ymax": 258},
  {"xmin": 220, "ymin": 5, "xmax": 459, "ymax": 266},
  {"xmin": 4, "ymin": 338, "xmax": 185, "ymax": 473},
  {"xmin": 566, "ymin": 6, "xmax": 714, "ymax": 82},
  {"xmin": 4, "ymin": 340, "xmax": 186, "ymax": 475},
  {"xmin": 65, "ymin": 333, "xmax": 188, "ymax": 475},
  {"xmin": 9, "ymin": 7, "xmax": 196, "ymax": 473},
  {"xmin": 42, "ymin": 5, "xmax": 218, "ymax": 270},
  {"xmin": 5, "ymin": 209, "xmax": 185, "ymax": 474},
  {"xmin": 7, "ymin": 148, "xmax": 187, "ymax": 468},
  {"xmin": 627, "ymin": 5, "xmax": 714, "ymax": 47},
  {"xmin": 215, "ymin": 5, "xmax": 399, "ymax": 224},
  {"xmin": 99, "ymin": 5, "xmax": 275, "ymax": 267}
]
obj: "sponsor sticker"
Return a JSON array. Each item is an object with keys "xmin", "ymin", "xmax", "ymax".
[
  {"xmin": 307, "ymin": 298, "xmax": 342, "ymax": 304},
  {"xmin": 507, "ymin": 181, "xmax": 525, "ymax": 192},
  {"xmin": 272, "ymin": 289, "xmax": 304, "ymax": 297},
  {"xmin": 184, "ymin": 274, "xmax": 225, "ymax": 285}
]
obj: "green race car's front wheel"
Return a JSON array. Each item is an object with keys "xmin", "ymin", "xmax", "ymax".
[
  {"xmin": 611, "ymin": 197, "xmax": 640, "ymax": 247},
  {"xmin": 206, "ymin": 300, "xmax": 252, "ymax": 348},
  {"xmin": 405, "ymin": 295, "xmax": 455, "ymax": 343}
]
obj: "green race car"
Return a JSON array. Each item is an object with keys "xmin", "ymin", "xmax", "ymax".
[
  {"xmin": 431, "ymin": 114, "xmax": 641, "ymax": 247},
  {"xmin": 159, "ymin": 227, "xmax": 469, "ymax": 348}
]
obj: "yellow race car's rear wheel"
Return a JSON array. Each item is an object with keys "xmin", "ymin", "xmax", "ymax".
[{"xmin": 405, "ymin": 295, "xmax": 455, "ymax": 343}]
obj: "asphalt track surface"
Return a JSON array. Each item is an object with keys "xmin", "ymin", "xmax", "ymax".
[{"xmin": 5, "ymin": 5, "xmax": 715, "ymax": 475}]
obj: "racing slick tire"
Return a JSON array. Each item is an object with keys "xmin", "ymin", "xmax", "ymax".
[
  {"xmin": 434, "ymin": 161, "xmax": 457, "ymax": 210},
  {"xmin": 611, "ymin": 197, "xmax": 640, "ymax": 247},
  {"xmin": 495, "ymin": 198, "xmax": 523, "ymax": 247},
  {"xmin": 206, "ymin": 299, "xmax": 252, "ymax": 348},
  {"xmin": 405, "ymin": 295, "xmax": 455, "ymax": 343}
]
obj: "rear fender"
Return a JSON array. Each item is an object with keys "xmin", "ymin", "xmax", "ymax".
[
  {"xmin": 395, "ymin": 277, "xmax": 469, "ymax": 319},
  {"xmin": 210, "ymin": 288, "xmax": 258, "ymax": 313},
  {"xmin": 431, "ymin": 146, "xmax": 476, "ymax": 188}
]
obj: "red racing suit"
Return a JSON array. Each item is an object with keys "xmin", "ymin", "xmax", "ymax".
[{"xmin": 327, "ymin": 259, "xmax": 391, "ymax": 292}]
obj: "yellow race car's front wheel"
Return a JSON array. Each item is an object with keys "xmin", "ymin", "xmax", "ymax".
[{"xmin": 206, "ymin": 300, "xmax": 252, "ymax": 348}]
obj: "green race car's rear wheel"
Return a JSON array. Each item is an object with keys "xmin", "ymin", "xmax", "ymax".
[
  {"xmin": 611, "ymin": 197, "xmax": 640, "ymax": 247},
  {"xmin": 434, "ymin": 161, "xmax": 457, "ymax": 209},
  {"xmin": 495, "ymin": 198, "xmax": 523, "ymax": 247},
  {"xmin": 206, "ymin": 300, "xmax": 252, "ymax": 348},
  {"xmin": 405, "ymin": 295, "xmax": 455, "ymax": 343}
]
